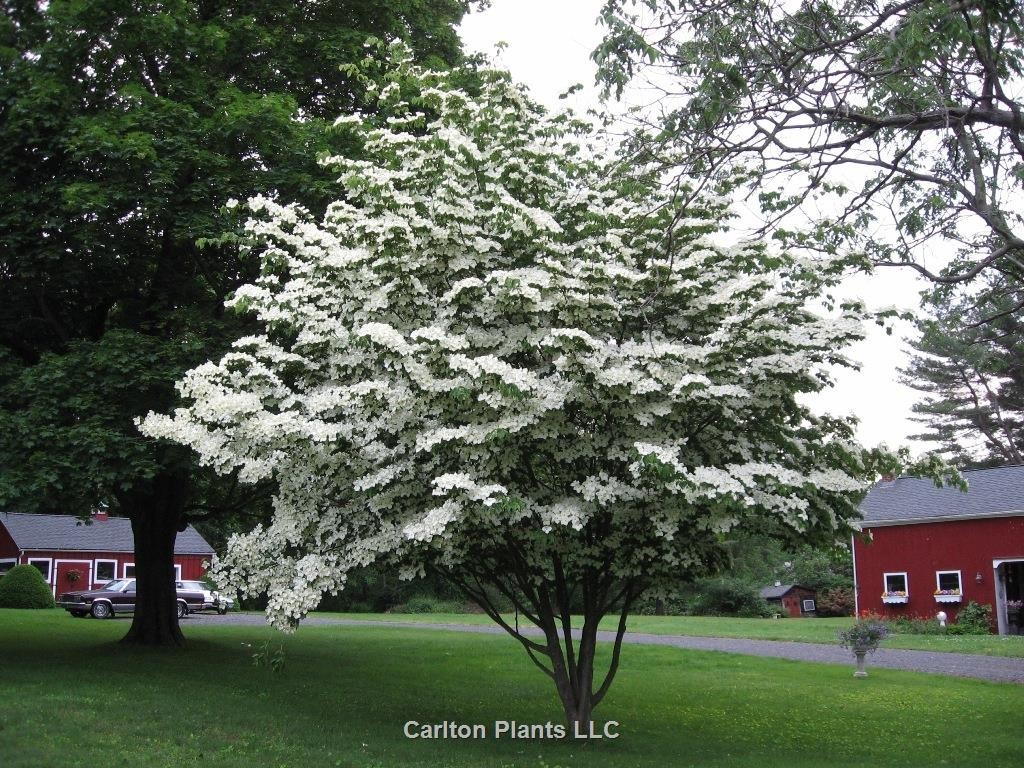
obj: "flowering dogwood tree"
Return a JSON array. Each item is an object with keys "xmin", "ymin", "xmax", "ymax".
[{"xmin": 143, "ymin": 42, "xmax": 888, "ymax": 727}]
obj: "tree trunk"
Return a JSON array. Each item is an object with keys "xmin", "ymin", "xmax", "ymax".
[
  {"xmin": 547, "ymin": 630, "xmax": 596, "ymax": 732},
  {"xmin": 119, "ymin": 471, "xmax": 189, "ymax": 647},
  {"xmin": 542, "ymin": 598, "xmax": 624, "ymax": 733}
]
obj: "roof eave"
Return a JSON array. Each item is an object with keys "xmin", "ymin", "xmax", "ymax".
[{"xmin": 854, "ymin": 510, "xmax": 1024, "ymax": 529}]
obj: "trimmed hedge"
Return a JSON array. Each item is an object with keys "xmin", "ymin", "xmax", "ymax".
[{"xmin": 0, "ymin": 564, "xmax": 56, "ymax": 608}]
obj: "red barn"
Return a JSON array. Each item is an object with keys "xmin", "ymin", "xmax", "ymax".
[
  {"xmin": 0, "ymin": 510, "xmax": 215, "ymax": 597},
  {"xmin": 853, "ymin": 466, "xmax": 1024, "ymax": 634}
]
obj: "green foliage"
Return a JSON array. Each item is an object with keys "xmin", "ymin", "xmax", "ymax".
[
  {"xmin": 0, "ymin": 564, "xmax": 56, "ymax": 609},
  {"xmin": 0, "ymin": 3, "xmax": 474, "ymax": 514},
  {"xmin": 0, "ymin": 0, "xmax": 473, "ymax": 638},
  {"xmin": 686, "ymin": 577, "xmax": 776, "ymax": 618},
  {"xmin": 789, "ymin": 547, "xmax": 853, "ymax": 593},
  {"xmin": 902, "ymin": 276, "xmax": 1023, "ymax": 466},
  {"xmin": 817, "ymin": 587, "xmax": 855, "ymax": 618},
  {"xmin": 949, "ymin": 602, "xmax": 993, "ymax": 635},
  {"xmin": 314, "ymin": 563, "xmax": 463, "ymax": 613},
  {"xmin": 838, "ymin": 620, "xmax": 890, "ymax": 653},
  {"xmin": 887, "ymin": 616, "xmax": 946, "ymax": 635},
  {"xmin": 595, "ymin": 0, "xmax": 1024, "ymax": 304},
  {"xmin": 251, "ymin": 640, "xmax": 285, "ymax": 673},
  {"xmin": 399, "ymin": 596, "xmax": 467, "ymax": 614}
]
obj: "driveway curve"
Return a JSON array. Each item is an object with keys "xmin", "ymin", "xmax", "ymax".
[{"xmin": 187, "ymin": 613, "xmax": 1024, "ymax": 684}]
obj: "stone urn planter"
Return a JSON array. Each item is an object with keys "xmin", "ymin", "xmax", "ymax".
[{"xmin": 838, "ymin": 621, "xmax": 890, "ymax": 678}]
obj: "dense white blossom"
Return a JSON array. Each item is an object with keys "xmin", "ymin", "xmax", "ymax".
[{"xmin": 141, "ymin": 42, "xmax": 883, "ymax": 630}]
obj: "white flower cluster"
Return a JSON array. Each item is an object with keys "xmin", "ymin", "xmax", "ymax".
[{"xmin": 140, "ymin": 42, "xmax": 879, "ymax": 628}]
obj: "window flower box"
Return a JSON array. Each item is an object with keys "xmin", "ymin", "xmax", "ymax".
[
  {"xmin": 934, "ymin": 590, "xmax": 961, "ymax": 603},
  {"xmin": 881, "ymin": 592, "xmax": 908, "ymax": 604}
]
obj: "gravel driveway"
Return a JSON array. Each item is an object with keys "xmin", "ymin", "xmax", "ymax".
[{"xmin": 186, "ymin": 613, "xmax": 1024, "ymax": 684}]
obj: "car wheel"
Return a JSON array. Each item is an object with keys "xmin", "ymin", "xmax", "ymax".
[
  {"xmin": 176, "ymin": 600, "xmax": 187, "ymax": 619},
  {"xmin": 90, "ymin": 602, "xmax": 112, "ymax": 619}
]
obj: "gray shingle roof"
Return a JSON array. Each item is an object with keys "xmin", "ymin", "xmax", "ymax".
[
  {"xmin": 0, "ymin": 512, "xmax": 214, "ymax": 555},
  {"xmin": 859, "ymin": 465, "xmax": 1024, "ymax": 525},
  {"xmin": 759, "ymin": 584, "xmax": 810, "ymax": 599}
]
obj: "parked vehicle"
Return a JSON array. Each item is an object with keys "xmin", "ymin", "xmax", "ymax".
[
  {"xmin": 176, "ymin": 580, "xmax": 234, "ymax": 614},
  {"xmin": 57, "ymin": 578, "xmax": 204, "ymax": 619}
]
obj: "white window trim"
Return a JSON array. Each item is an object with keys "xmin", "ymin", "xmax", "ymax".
[
  {"xmin": 802, "ymin": 598, "xmax": 816, "ymax": 612},
  {"xmin": 883, "ymin": 571, "xmax": 908, "ymax": 593},
  {"xmin": 0, "ymin": 557, "xmax": 17, "ymax": 574},
  {"xmin": 94, "ymin": 559, "xmax": 118, "ymax": 584},
  {"xmin": 28, "ymin": 557, "xmax": 53, "ymax": 583},
  {"xmin": 119, "ymin": 563, "xmax": 181, "ymax": 579},
  {"xmin": 935, "ymin": 569, "xmax": 962, "ymax": 592}
]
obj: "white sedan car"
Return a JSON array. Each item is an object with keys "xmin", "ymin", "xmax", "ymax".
[{"xmin": 176, "ymin": 580, "xmax": 234, "ymax": 614}]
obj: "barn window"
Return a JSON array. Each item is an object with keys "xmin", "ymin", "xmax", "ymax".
[
  {"xmin": 28, "ymin": 558, "xmax": 52, "ymax": 581},
  {"xmin": 172, "ymin": 564, "xmax": 182, "ymax": 580},
  {"xmin": 0, "ymin": 559, "xmax": 16, "ymax": 576},
  {"xmin": 936, "ymin": 571, "xmax": 962, "ymax": 594},
  {"xmin": 883, "ymin": 572, "xmax": 908, "ymax": 595},
  {"xmin": 94, "ymin": 560, "xmax": 117, "ymax": 583},
  {"xmin": 802, "ymin": 599, "xmax": 816, "ymax": 613},
  {"xmin": 123, "ymin": 562, "xmax": 135, "ymax": 578}
]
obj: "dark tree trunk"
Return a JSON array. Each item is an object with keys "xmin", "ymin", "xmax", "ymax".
[{"xmin": 118, "ymin": 471, "xmax": 189, "ymax": 647}]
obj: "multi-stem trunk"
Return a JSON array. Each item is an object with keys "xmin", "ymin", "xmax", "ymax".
[
  {"xmin": 118, "ymin": 471, "xmax": 189, "ymax": 647},
  {"xmin": 452, "ymin": 564, "xmax": 638, "ymax": 732}
]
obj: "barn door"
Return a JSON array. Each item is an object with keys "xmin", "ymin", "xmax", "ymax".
[{"xmin": 55, "ymin": 561, "xmax": 92, "ymax": 597}]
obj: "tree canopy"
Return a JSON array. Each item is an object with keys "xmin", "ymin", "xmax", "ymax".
[
  {"xmin": 902, "ymin": 275, "xmax": 1024, "ymax": 465},
  {"xmin": 0, "ymin": 0, "xmax": 474, "ymax": 645},
  {"xmin": 594, "ymin": 0, "xmax": 1024, "ymax": 294},
  {"xmin": 144, "ymin": 42, "xmax": 899, "ymax": 724}
]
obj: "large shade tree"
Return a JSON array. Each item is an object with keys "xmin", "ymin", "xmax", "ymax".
[
  {"xmin": 144, "ymin": 43, "xmax": 904, "ymax": 725},
  {"xmin": 0, "ymin": 0, "xmax": 474, "ymax": 646},
  {"xmin": 593, "ymin": 0, "xmax": 1024, "ymax": 300}
]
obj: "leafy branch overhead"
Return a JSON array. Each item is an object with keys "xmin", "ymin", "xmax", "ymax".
[{"xmin": 594, "ymin": 0, "xmax": 1024, "ymax": 291}]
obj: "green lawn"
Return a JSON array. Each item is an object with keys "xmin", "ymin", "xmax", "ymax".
[
  {"xmin": 315, "ymin": 611, "xmax": 1024, "ymax": 658},
  {"xmin": 1, "ymin": 609, "xmax": 1022, "ymax": 768}
]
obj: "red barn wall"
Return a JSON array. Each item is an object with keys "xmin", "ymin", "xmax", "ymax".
[
  {"xmin": 853, "ymin": 516, "xmax": 1024, "ymax": 623},
  {"xmin": 9, "ymin": 549, "xmax": 209, "ymax": 595},
  {"xmin": 0, "ymin": 523, "xmax": 18, "ymax": 559}
]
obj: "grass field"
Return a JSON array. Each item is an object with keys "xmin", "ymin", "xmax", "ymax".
[
  {"xmin": 1, "ymin": 609, "xmax": 1022, "ymax": 768},
  {"xmin": 314, "ymin": 611, "xmax": 1024, "ymax": 657}
]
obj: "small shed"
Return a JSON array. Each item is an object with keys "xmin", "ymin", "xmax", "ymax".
[
  {"xmin": 760, "ymin": 583, "xmax": 817, "ymax": 617},
  {"xmin": 0, "ymin": 510, "xmax": 214, "ymax": 597}
]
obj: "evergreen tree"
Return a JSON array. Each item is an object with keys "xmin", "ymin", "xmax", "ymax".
[{"xmin": 903, "ymin": 278, "xmax": 1024, "ymax": 466}]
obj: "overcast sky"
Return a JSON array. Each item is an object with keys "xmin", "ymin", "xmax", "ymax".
[{"xmin": 459, "ymin": 0, "xmax": 938, "ymax": 454}]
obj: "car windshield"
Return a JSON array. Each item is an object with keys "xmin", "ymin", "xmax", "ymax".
[{"xmin": 102, "ymin": 579, "xmax": 133, "ymax": 592}]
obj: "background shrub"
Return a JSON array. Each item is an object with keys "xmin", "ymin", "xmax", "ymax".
[
  {"xmin": 948, "ymin": 601, "xmax": 992, "ymax": 635},
  {"xmin": 399, "ymin": 596, "xmax": 466, "ymax": 614},
  {"xmin": 888, "ymin": 616, "xmax": 946, "ymax": 635},
  {"xmin": 817, "ymin": 587, "xmax": 855, "ymax": 617},
  {"xmin": 686, "ymin": 577, "xmax": 776, "ymax": 617},
  {"xmin": 0, "ymin": 564, "xmax": 55, "ymax": 608},
  {"xmin": 633, "ymin": 587, "xmax": 692, "ymax": 615}
]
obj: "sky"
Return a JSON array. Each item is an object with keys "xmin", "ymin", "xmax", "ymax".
[{"xmin": 459, "ymin": 0, "xmax": 938, "ymax": 454}]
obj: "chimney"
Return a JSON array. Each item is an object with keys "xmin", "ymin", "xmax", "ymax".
[
  {"xmin": 774, "ymin": 580, "xmax": 781, "ymax": 587},
  {"xmin": 92, "ymin": 506, "xmax": 109, "ymax": 522}
]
